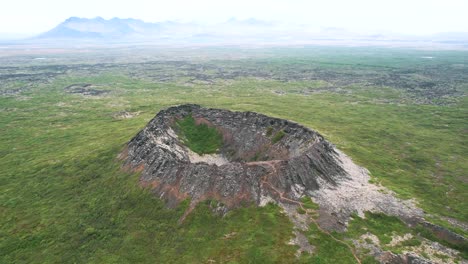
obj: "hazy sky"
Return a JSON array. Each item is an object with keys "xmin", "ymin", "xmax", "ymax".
[{"xmin": 1, "ymin": 0, "xmax": 467, "ymax": 35}]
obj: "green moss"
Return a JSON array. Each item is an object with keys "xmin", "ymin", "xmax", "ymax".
[
  {"xmin": 297, "ymin": 207, "xmax": 306, "ymax": 214},
  {"xmin": 400, "ymin": 238, "xmax": 422, "ymax": 247},
  {"xmin": 251, "ymin": 151, "xmax": 261, "ymax": 161},
  {"xmin": 345, "ymin": 212, "xmax": 411, "ymax": 245},
  {"xmin": 175, "ymin": 115, "xmax": 223, "ymax": 155},
  {"xmin": 362, "ymin": 256, "xmax": 380, "ymax": 264},
  {"xmin": 300, "ymin": 197, "xmax": 320, "ymax": 210},
  {"xmin": 433, "ymin": 252, "xmax": 449, "ymax": 260},
  {"xmin": 266, "ymin": 126, "xmax": 273, "ymax": 137},
  {"xmin": 420, "ymin": 252, "xmax": 430, "ymax": 259},
  {"xmin": 271, "ymin": 130, "xmax": 286, "ymax": 144},
  {"xmin": 301, "ymin": 224, "xmax": 357, "ymax": 264}
]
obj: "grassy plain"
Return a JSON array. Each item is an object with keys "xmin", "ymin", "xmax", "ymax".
[{"xmin": 1, "ymin": 46, "xmax": 467, "ymax": 263}]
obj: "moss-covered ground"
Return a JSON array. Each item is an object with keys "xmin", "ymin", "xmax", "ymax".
[{"xmin": 1, "ymin": 46, "xmax": 467, "ymax": 263}]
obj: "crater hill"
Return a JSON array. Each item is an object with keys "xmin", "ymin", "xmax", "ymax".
[
  {"xmin": 122, "ymin": 104, "xmax": 349, "ymax": 210},
  {"xmin": 121, "ymin": 104, "xmax": 468, "ymax": 260},
  {"xmin": 121, "ymin": 104, "xmax": 426, "ymax": 222}
]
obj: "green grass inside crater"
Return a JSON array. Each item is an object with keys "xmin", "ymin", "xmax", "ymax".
[{"xmin": 175, "ymin": 115, "xmax": 223, "ymax": 155}]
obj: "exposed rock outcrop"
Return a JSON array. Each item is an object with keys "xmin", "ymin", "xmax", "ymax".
[
  {"xmin": 64, "ymin": 83, "xmax": 109, "ymax": 96},
  {"xmin": 122, "ymin": 104, "xmax": 348, "ymax": 209},
  {"xmin": 121, "ymin": 104, "xmax": 427, "ymax": 225}
]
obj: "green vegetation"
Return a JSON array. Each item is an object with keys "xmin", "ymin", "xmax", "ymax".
[
  {"xmin": 271, "ymin": 130, "xmax": 286, "ymax": 144},
  {"xmin": 340, "ymin": 212, "xmax": 467, "ymax": 260},
  {"xmin": 251, "ymin": 151, "xmax": 261, "ymax": 161},
  {"xmin": 300, "ymin": 224, "xmax": 358, "ymax": 263},
  {"xmin": 297, "ymin": 207, "xmax": 306, "ymax": 214},
  {"xmin": 266, "ymin": 126, "xmax": 274, "ymax": 137},
  {"xmin": 415, "ymin": 224, "xmax": 468, "ymax": 259},
  {"xmin": 0, "ymin": 46, "xmax": 467, "ymax": 263},
  {"xmin": 175, "ymin": 115, "xmax": 223, "ymax": 155},
  {"xmin": 300, "ymin": 197, "xmax": 320, "ymax": 210},
  {"xmin": 400, "ymin": 238, "xmax": 422, "ymax": 247},
  {"xmin": 345, "ymin": 212, "xmax": 412, "ymax": 245}
]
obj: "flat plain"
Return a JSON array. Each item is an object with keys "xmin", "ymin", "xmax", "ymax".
[{"xmin": 1, "ymin": 46, "xmax": 467, "ymax": 263}]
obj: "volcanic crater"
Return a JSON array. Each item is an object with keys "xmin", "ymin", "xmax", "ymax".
[
  {"xmin": 122, "ymin": 104, "xmax": 462, "ymax": 258},
  {"xmin": 122, "ymin": 104, "xmax": 350, "ymax": 210}
]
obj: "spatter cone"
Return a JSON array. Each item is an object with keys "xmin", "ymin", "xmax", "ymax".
[{"xmin": 122, "ymin": 104, "xmax": 349, "ymax": 208}]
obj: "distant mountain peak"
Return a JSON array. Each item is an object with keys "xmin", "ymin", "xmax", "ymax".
[
  {"xmin": 224, "ymin": 17, "xmax": 272, "ymax": 26},
  {"xmin": 64, "ymin": 16, "xmax": 82, "ymax": 22},
  {"xmin": 32, "ymin": 16, "xmax": 468, "ymax": 45},
  {"xmin": 38, "ymin": 17, "xmax": 154, "ymax": 39}
]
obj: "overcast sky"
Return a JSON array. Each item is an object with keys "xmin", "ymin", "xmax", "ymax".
[{"xmin": 1, "ymin": 0, "xmax": 467, "ymax": 35}]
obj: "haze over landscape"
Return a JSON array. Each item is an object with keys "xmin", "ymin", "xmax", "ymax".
[{"xmin": 1, "ymin": 0, "xmax": 468, "ymax": 47}]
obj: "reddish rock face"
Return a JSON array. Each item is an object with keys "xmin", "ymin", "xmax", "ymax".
[{"xmin": 122, "ymin": 104, "xmax": 348, "ymax": 209}]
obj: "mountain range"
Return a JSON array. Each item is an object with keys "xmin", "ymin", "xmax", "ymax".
[{"xmin": 16, "ymin": 17, "xmax": 468, "ymax": 46}]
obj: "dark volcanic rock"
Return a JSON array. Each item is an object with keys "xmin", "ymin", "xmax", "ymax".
[
  {"xmin": 122, "ymin": 104, "xmax": 349, "ymax": 209},
  {"xmin": 420, "ymin": 221, "xmax": 468, "ymax": 246},
  {"xmin": 64, "ymin": 83, "xmax": 109, "ymax": 96},
  {"xmin": 378, "ymin": 252, "xmax": 433, "ymax": 264}
]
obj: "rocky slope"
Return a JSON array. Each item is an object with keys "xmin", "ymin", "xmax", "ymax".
[
  {"xmin": 121, "ymin": 104, "xmax": 428, "ymax": 224},
  {"xmin": 122, "ymin": 104, "xmax": 349, "ymax": 209},
  {"xmin": 121, "ymin": 104, "xmax": 466, "ymax": 263}
]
